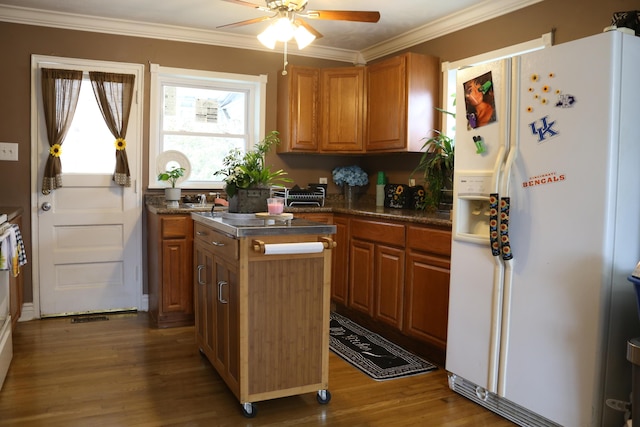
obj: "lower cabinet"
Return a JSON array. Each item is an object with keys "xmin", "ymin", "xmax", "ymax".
[
  {"xmin": 147, "ymin": 212, "xmax": 194, "ymax": 328},
  {"xmin": 404, "ymin": 225, "xmax": 451, "ymax": 351},
  {"xmin": 337, "ymin": 215, "xmax": 451, "ymax": 364},
  {"xmin": 349, "ymin": 218, "xmax": 405, "ymax": 329},
  {"xmin": 194, "ymin": 224, "xmax": 240, "ymax": 396}
]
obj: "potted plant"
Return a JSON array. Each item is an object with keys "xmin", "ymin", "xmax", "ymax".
[
  {"xmin": 213, "ymin": 131, "xmax": 291, "ymax": 213},
  {"xmin": 411, "ymin": 129, "xmax": 455, "ymax": 210},
  {"xmin": 157, "ymin": 166, "xmax": 186, "ymax": 201}
]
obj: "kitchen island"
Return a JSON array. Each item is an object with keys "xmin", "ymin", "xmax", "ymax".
[{"xmin": 191, "ymin": 211, "xmax": 336, "ymax": 417}]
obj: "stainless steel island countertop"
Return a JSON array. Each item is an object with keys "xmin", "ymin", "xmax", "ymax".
[{"xmin": 191, "ymin": 211, "xmax": 336, "ymax": 238}]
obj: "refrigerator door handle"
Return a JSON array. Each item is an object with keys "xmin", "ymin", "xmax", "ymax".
[
  {"xmin": 499, "ymin": 197, "xmax": 513, "ymax": 260},
  {"xmin": 489, "ymin": 193, "xmax": 501, "ymax": 256}
]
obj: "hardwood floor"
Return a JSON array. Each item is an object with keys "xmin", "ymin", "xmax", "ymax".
[{"xmin": 0, "ymin": 313, "xmax": 515, "ymax": 426}]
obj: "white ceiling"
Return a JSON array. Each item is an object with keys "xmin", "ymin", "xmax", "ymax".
[{"xmin": 0, "ymin": 0, "xmax": 541, "ymax": 63}]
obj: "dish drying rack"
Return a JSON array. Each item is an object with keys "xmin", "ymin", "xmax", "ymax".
[{"xmin": 271, "ymin": 186, "xmax": 325, "ymax": 207}]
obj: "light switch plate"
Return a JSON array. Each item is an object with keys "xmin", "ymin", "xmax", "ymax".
[{"xmin": 0, "ymin": 142, "xmax": 18, "ymax": 161}]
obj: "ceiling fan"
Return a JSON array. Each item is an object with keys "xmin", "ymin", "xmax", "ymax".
[{"xmin": 218, "ymin": 0, "xmax": 381, "ymax": 49}]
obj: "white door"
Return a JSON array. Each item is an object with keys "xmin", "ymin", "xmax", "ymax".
[{"xmin": 32, "ymin": 56, "xmax": 144, "ymax": 317}]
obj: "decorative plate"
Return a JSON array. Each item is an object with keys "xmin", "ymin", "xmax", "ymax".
[{"xmin": 156, "ymin": 150, "xmax": 191, "ymax": 186}]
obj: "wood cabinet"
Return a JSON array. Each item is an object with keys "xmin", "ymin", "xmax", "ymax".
[
  {"xmin": 194, "ymin": 222, "xmax": 240, "ymax": 396},
  {"xmin": 366, "ymin": 52, "xmax": 440, "ymax": 152},
  {"xmin": 319, "ymin": 67, "xmax": 365, "ymax": 153},
  {"xmin": 277, "ymin": 66, "xmax": 319, "ymax": 153},
  {"xmin": 404, "ymin": 225, "xmax": 451, "ymax": 351},
  {"xmin": 9, "ymin": 214, "xmax": 23, "ymax": 331},
  {"xmin": 277, "ymin": 52, "xmax": 438, "ymax": 154},
  {"xmin": 349, "ymin": 218, "xmax": 406, "ymax": 329},
  {"xmin": 333, "ymin": 214, "xmax": 451, "ymax": 364},
  {"xmin": 147, "ymin": 212, "xmax": 194, "ymax": 328},
  {"xmin": 330, "ymin": 215, "xmax": 349, "ymax": 306},
  {"xmin": 193, "ymin": 218, "xmax": 334, "ymax": 412}
]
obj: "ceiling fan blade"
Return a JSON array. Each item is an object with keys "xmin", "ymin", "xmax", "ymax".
[
  {"xmin": 221, "ymin": 0, "xmax": 271, "ymax": 12},
  {"xmin": 304, "ymin": 10, "xmax": 381, "ymax": 23},
  {"xmin": 296, "ymin": 18, "xmax": 323, "ymax": 39},
  {"xmin": 217, "ymin": 16, "xmax": 273, "ymax": 29}
]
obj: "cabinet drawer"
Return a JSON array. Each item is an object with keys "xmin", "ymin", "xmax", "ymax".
[
  {"xmin": 406, "ymin": 225, "xmax": 451, "ymax": 256},
  {"xmin": 161, "ymin": 215, "xmax": 191, "ymax": 239},
  {"xmin": 350, "ymin": 218, "xmax": 405, "ymax": 247},
  {"xmin": 194, "ymin": 223, "xmax": 239, "ymax": 260}
]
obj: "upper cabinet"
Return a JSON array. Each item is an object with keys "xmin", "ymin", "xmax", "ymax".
[
  {"xmin": 277, "ymin": 66, "xmax": 320, "ymax": 153},
  {"xmin": 277, "ymin": 52, "xmax": 439, "ymax": 154},
  {"xmin": 319, "ymin": 67, "xmax": 366, "ymax": 153},
  {"xmin": 366, "ymin": 52, "xmax": 440, "ymax": 152}
]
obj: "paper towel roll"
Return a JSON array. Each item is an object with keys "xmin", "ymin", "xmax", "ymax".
[{"xmin": 263, "ymin": 242, "xmax": 324, "ymax": 255}]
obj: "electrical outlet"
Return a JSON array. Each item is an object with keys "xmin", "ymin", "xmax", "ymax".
[
  {"xmin": 319, "ymin": 177, "xmax": 327, "ymax": 184},
  {"xmin": 0, "ymin": 142, "xmax": 18, "ymax": 161},
  {"xmin": 409, "ymin": 178, "xmax": 416, "ymax": 187}
]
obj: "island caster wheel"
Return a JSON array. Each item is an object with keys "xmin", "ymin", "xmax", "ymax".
[
  {"xmin": 241, "ymin": 402, "xmax": 257, "ymax": 418},
  {"xmin": 317, "ymin": 389, "xmax": 332, "ymax": 404}
]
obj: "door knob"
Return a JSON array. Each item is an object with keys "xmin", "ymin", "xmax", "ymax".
[{"xmin": 41, "ymin": 202, "xmax": 51, "ymax": 211}]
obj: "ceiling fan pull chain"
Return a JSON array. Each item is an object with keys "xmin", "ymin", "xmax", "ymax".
[{"xmin": 282, "ymin": 40, "xmax": 289, "ymax": 76}]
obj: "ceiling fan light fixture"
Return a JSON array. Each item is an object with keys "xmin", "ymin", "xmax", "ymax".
[
  {"xmin": 293, "ymin": 24, "xmax": 315, "ymax": 49},
  {"xmin": 257, "ymin": 24, "xmax": 278, "ymax": 49},
  {"xmin": 257, "ymin": 15, "xmax": 315, "ymax": 50},
  {"xmin": 272, "ymin": 16, "xmax": 296, "ymax": 41}
]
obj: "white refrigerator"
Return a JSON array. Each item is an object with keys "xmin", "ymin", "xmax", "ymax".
[{"xmin": 446, "ymin": 31, "xmax": 640, "ymax": 427}]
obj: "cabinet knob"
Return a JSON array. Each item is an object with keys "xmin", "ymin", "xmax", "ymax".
[{"xmin": 211, "ymin": 241, "xmax": 225, "ymax": 247}]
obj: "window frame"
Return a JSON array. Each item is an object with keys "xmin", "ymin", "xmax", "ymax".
[{"xmin": 148, "ymin": 64, "xmax": 268, "ymax": 190}]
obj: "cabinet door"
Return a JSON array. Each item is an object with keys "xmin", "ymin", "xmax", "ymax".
[
  {"xmin": 212, "ymin": 254, "xmax": 240, "ymax": 393},
  {"xmin": 331, "ymin": 215, "xmax": 349, "ymax": 305},
  {"xmin": 161, "ymin": 238, "xmax": 193, "ymax": 315},
  {"xmin": 375, "ymin": 244, "xmax": 405, "ymax": 329},
  {"xmin": 348, "ymin": 238, "xmax": 375, "ymax": 316},
  {"xmin": 277, "ymin": 66, "xmax": 319, "ymax": 152},
  {"xmin": 404, "ymin": 252, "xmax": 450, "ymax": 349},
  {"xmin": 366, "ymin": 55, "xmax": 406, "ymax": 151},
  {"xmin": 194, "ymin": 244, "xmax": 215, "ymax": 358},
  {"xmin": 320, "ymin": 67, "xmax": 365, "ymax": 152}
]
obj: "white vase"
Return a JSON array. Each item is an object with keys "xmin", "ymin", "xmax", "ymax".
[{"xmin": 164, "ymin": 188, "xmax": 181, "ymax": 202}]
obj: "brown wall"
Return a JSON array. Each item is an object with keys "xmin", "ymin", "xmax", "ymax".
[{"xmin": 0, "ymin": 0, "xmax": 636, "ymax": 303}]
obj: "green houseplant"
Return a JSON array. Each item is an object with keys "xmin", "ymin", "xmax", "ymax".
[
  {"xmin": 214, "ymin": 131, "xmax": 291, "ymax": 212},
  {"xmin": 157, "ymin": 166, "xmax": 186, "ymax": 201},
  {"xmin": 411, "ymin": 112, "xmax": 455, "ymax": 210}
]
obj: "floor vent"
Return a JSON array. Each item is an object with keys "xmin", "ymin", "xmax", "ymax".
[{"xmin": 71, "ymin": 315, "xmax": 109, "ymax": 324}]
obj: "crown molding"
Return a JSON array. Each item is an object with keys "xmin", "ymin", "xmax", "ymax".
[
  {"xmin": 0, "ymin": 0, "xmax": 542, "ymax": 64},
  {"xmin": 361, "ymin": 0, "xmax": 544, "ymax": 62}
]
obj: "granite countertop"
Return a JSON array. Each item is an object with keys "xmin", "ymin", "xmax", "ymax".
[
  {"xmin": 288, "ymin": 200, "xmax": 452, "ymax": 228},
  {"xmin": 146, "ymin": 194, "xmax": 452, "ymax": 229}
]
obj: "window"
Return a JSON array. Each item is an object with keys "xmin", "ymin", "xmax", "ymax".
[
  {"xmin": 149, "ymin": 65, "xmax": 267, "ymax": 189},
  {"xmin": 63, "ymin": 75, "xmax": 115, "ymax": 174}
]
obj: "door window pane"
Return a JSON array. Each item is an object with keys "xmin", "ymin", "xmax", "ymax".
[{"xmin": 62, "ymin": 78, "xmax": 115, "ymax": 174}]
